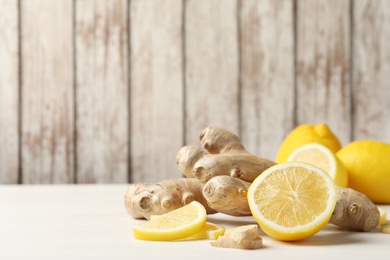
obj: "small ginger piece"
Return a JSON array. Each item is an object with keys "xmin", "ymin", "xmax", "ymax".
[
  {"xmin": 212, "ymin": 236, "xmax": 263, "ymax": 249},
  {"xmin": 202, "ymin": 175, "xmax": 251, "ymax": 216},
  {"xmin": 223, "ymin": 224, "xmax": 259, "ymax": 240},
  {"xmin": 211, "ymin": 224, "xmax": 263, "ymax": 249}
]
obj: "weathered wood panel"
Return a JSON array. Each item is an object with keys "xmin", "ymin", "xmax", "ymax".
[
  {"xmin": 185, "ymin": 0, "xmax": 240, "ymax": 146},
  {"xmin": 240, "ymin": 0, "xmax": 295, "ymax": 161},
  {"xmin": 75, "ymin": 0, "xmax": 129, "ymax": 183},
  {"xmin": 296, "ymin": 0, "xmax": 352, "ymax": 146},
  {"xmin": 130, "ymin": 0, "xmax": 184, "ymax": 182},
  {"xmin": 353, "ymin": 0, "xmax": 390, "ymax": 142},
  {"xmin": 20, "ymin": 0, "xmax": 74, "ymax": 183},
  {"xmin": 1, "ymin": 0, "xmax": 390, "ymax": 184},
  {"xmin": 0, "ymin": 0, "xmax": 19, "ymax": 184}
]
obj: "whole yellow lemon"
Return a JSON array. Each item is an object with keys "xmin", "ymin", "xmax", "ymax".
[
  {"xmin": 336, "ymin": 140, "xmax": 390, "ymax": 204},
  {"xmin": 276, "ymin": 123, "xmax": 342, "ymax": 163}
]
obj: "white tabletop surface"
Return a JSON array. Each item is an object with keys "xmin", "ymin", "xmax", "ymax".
[{"xmin": 1, "ymin": 184, "xmax": 389, "ymax": 260}]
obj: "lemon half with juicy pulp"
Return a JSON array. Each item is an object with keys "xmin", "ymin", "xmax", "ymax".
[
  {"xmin": 133, "ymin": 201, "xmax": 207, "ymax": 241},
  {"xmin": 248, "ymin": 162, "xmax": 337, "ymax": 241},
  {"xmin": 287, "ymin": 143, "xmax": 348, "ymax": 187}
]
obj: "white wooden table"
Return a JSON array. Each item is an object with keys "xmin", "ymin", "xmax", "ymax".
[{"xmin": 1, "ymin": 185, "xmax": 389, "ymax": 260}]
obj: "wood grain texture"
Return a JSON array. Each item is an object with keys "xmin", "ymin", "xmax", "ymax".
[
  {"xmin": 20, "ymin": 0, "xmax": 74, "ymax": 183},
  {"xmin": 185, "ymin": 0, "xmax": 240, "ymax": 146},
  {"xmin": 130, "ymin": 0, "xmax": 184, "ymax": 182},
  {"xmin": 352, "ymin": 0, "xmax": 390, "ymax": 142},
  {"xmin": 240, "ymin": 0, "xmax": 295, "ymax": 161},
  {"xmin": 75, "ymin": 0, "xmax": 129, "ymax": 183},
  {"xmin": 296, "ymin": 0, "xmax": 351, "ymax": 145},
  {"xmin": 0, "ymin": 0, "xmax": 19, "ymax": 184},
  {"xmin": 2, "ymin": 0, "xmax": 390, "ymax": 184}
]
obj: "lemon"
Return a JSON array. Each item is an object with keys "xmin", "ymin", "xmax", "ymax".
[
  {"xmin": 248, "ymin": 162, "xmax": 337, "ymax": 241},
  {"xmin": 276, "ymin": 123, "xmax": 342, "ymax": 163},
  {"xmin": 133, "ymin": 201, "xmax": 206, "ymax": 241},
  {"xmin": 287, "ymin": 143, "xmax": 348, "ymax": 187},
  {"xmin": 336, "ymin": 140, "xmax": 390, "ymax": 203}
]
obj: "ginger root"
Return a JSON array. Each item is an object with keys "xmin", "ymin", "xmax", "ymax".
[
  {"xmin": 202, "ymin": 175, "xmax": 252, "ymax": 216},
  {"xmin": 176, "ymin": 145, "xmax": 206, "ymax": 178},
  {"xmin": 176, "ymin": 126, "xmax": 276, "ymax": 183},
  {"xmin": 124, "ymin": 178, "xmax": 216, "ymax": 219},
  {"xmin": 330, "ymin": 187, "xmax": 380, "ymax": 231}
]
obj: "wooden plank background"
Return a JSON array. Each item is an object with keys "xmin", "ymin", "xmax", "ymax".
[{"xmin": 0, "ymin": 0, "xmax": 389, "ymax": 184}]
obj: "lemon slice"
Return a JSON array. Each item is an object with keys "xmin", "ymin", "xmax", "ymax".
[
  {"xmin": 378, "ymin": 207, "xmax": 387, "ymax": 226},
  {"xmin": 382, "ymin": 224, "xmax": 390, "ymax": 234},
  {"xmin": 150, "ymin": 213, "xmax": 224, "ymax": 240},
  {"xmin": 287, "ymin": 143, "xmax": 348, "ymax": 187},
  {"xmin": 185, "ymin": 222, "xmax": 225, "ymax": 240},
  {"xmin": 133, "ymin": 201, "xmax": 207, "ymax": 241},
  {"xmin": 248, "ymin": 162, "xmax": 337, "ymax": 241}
]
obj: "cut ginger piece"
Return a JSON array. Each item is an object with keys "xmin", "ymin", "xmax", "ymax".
[
  {"xmin": 223, "ymin": 224, "xmax": 259, "ymax": 240},
  {"xmin": 211, "ymin": 224, "xmax": 263, "ymax": 249}
]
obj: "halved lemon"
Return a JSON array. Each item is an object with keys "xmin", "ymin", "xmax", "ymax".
[
  {"xmin": 287, "ymin": 143, "xmax": 348, "ymax": 187},
  {"xmin": 248, "ymin": 162, "xmax": 337, "ymax": 241},
  {"xmin": 133, "ymin": 201, "xmax": 206, "ymax": 241}
]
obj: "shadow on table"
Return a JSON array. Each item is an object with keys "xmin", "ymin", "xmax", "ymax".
[
  {"xmin": 206, "ymin": 214, "xmax": 378, "ymax": 246},
  {"xmin": 280, "ymin": 224, "xmax": 377, "ymax": 246}
]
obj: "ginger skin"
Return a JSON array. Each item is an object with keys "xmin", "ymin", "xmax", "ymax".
[
  {"xmin": 179, "ymin": 127, "xmax": 276, "ymax": 183},
  {"xmin": 202, "ymin": 175, "xmax": 252, "ymax": 216},
  {"xmin": 330, "ymin": 187, "xmax": 380, "ymax": 231},
  {"xmin": 199, "ymin": 126, "xmax": 245, "ymax": 154},
  {"xmin": 124, "ymin": 178, "xmax": 216, "ymax": 220},
  {"xmin": 176, "ymin": 145, "xmax": 207, "ymax": 178}
]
